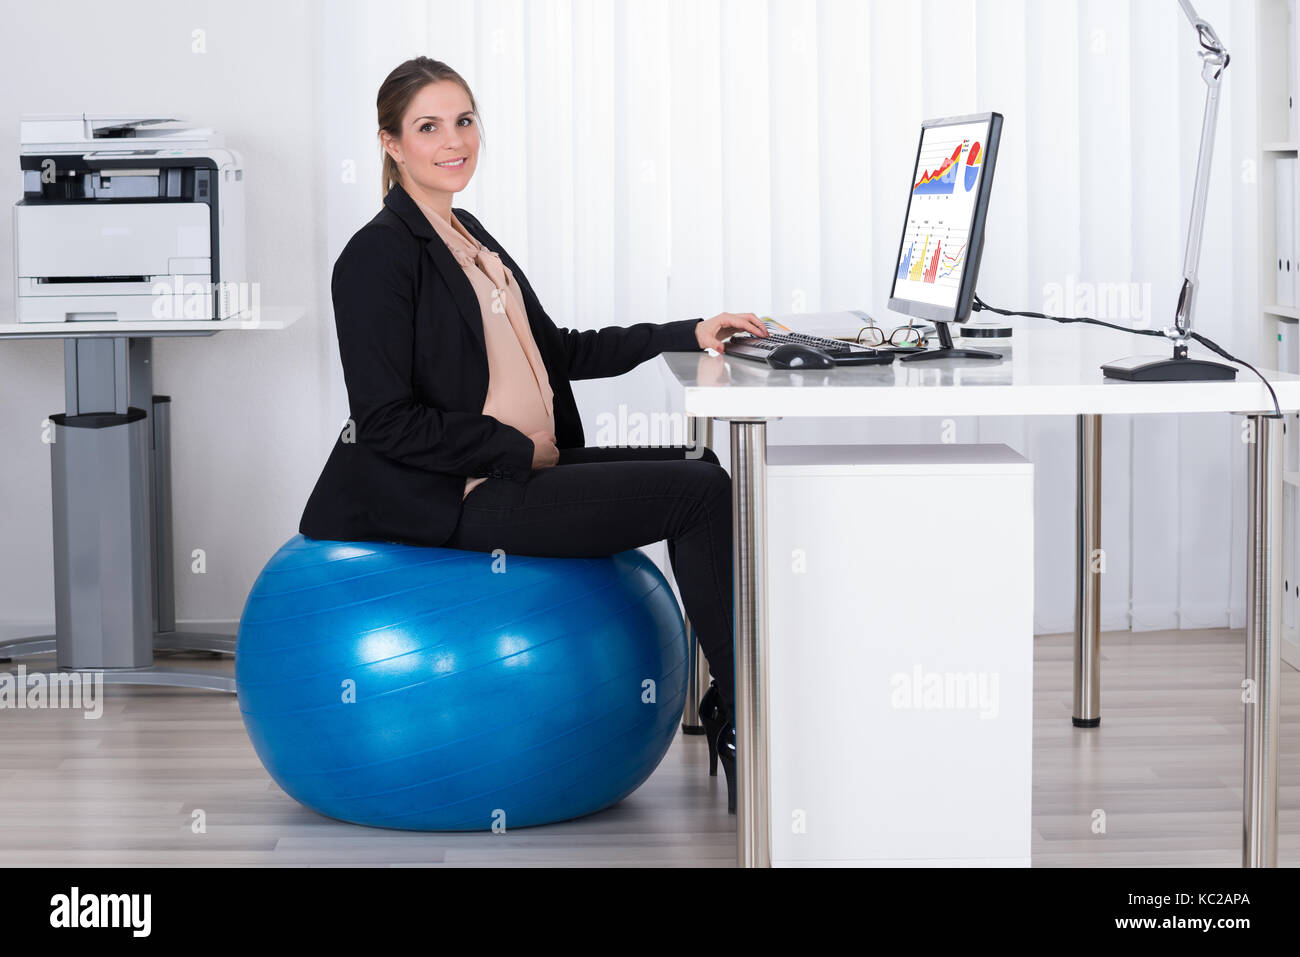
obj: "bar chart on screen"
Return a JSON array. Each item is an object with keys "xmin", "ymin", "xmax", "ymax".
[{"xmin": 896, "ymin": 225, "xmax": 969, "ymax": 286}]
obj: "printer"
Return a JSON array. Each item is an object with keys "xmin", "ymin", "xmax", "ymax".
[{"xmin": 14, "ymin": 114, "xmax": 247, "ymax": 322}]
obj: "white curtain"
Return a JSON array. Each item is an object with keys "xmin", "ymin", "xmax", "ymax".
[{"xmin": 321, "ymin": 0, "xmax": 1260, "ymax": 634}]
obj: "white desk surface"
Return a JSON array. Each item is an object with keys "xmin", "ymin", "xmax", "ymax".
[
  {"xmin": 662, "ymin": 327, "xmax": 1300, "ymax": 418},
  {"xmin": 0, "ymin": 306, "xmax": 304, "ymax": 339}
]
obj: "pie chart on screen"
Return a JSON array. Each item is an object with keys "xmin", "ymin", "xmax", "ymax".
[{"xmin": 964, "ymin": 141, "xmax": 982, "ymax": 191}]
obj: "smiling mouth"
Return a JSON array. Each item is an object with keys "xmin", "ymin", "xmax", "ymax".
[{"xmin": 435, "ymin": 157, "xmax": 467, "ymax": 168}]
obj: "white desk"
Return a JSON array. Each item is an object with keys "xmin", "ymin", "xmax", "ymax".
[
  {"xmin": 0, "ymin": 308, "xmax": 302, "ymax": 690},
  {"xmin": 661, "ymin": 327, "xmax": 1300, "ymax": 868}
]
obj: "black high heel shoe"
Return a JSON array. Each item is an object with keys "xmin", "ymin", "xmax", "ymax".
[{"xmin": 698, "ymin": 680, "xmax": 737, "ymax": 814}]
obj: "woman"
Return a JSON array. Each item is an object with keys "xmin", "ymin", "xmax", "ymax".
[{"xmin": 299, "ymin": 56, "xmax": 769, "ymax": 814}]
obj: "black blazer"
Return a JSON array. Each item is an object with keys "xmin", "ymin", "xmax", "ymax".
[{"xmin": 298, "ymin": 181, "xmax": 705, "ymax": 548}]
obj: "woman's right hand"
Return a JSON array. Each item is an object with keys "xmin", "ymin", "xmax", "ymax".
[{"xmin": 529, "ymin": 430, "xmax": 560, "ymax": 470}]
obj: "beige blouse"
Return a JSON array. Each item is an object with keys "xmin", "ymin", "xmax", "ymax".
[{"xmin": 412, "ymin": 197, "xmax": 555, "ymax": 498}]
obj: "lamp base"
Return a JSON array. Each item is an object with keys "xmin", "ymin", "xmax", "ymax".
[{"xmin": 1101, "ymin": 354, "xmax": 1237, "ymax": 382}]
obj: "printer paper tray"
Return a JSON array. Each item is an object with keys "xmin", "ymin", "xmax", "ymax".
[
  {"xmin": 16, "ymin": 288, "xmax": 218, "ymax": 323},
  {"xmin": 15, "ymin": 202, "xmax": 211, "ymax": 279}
]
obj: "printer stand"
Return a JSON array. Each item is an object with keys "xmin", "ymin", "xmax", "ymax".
[{"xmin": 0, "ymin": 335, "xmax": 235, "ymax": 692}]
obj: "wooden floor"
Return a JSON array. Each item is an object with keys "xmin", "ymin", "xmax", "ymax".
[{"xmin": 0, "ymin": 627, "xmax": 1294, "ymax": 867}]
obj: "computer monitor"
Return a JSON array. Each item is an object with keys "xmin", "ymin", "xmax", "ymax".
[{"xmin": 887, "ymin": 112, "xmax": 1003, "ymax": 362}]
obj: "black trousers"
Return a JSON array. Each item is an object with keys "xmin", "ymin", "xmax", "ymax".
[{"xmin": 445, "ymin": 443, "xmax": 736, "ymax": 716}]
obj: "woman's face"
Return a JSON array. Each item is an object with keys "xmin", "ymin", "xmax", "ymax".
[{"xmin": 384, "ymin": 80, "xmax": 479, "ymax": 197}]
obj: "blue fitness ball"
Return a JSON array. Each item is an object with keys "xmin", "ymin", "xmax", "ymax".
[{"xmin": 235, "ymin": 534, "xmax": 688, "ymax": 830}]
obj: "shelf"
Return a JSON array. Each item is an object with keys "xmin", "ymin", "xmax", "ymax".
[
  {"xmin": 0, "ymin": 306, "xmax": 305, "ymax": 339},
  {"xmin": 1260, "ymin": 0, "xmax": 1300, "ymax": 676}
]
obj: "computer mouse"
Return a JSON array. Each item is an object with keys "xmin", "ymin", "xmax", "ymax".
[{"xmin": 766, "ymin": 342, "xmax": 836, "ymax": 370}]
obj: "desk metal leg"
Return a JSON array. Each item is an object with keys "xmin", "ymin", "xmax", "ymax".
[
  {"xmin": 150, "ymin": 393, "xmax": 177, "ymax": 634},
  {"xmin": 681, "ymin": 415, "xmax": 714, "ymax": 735},
  {"xmin": 680, "ymin": 624, "xmax": 710, "ymax": 735},
  {"xmin": 1073, "ymin": 414, "xmax": 1102, "ymax": 728},
  {"xmin": 0, "ymin": 336, "xmax": 234, "ymax": 692},
  {"xmin": 0, "ymin": 635, "xmax": 55, "ymax": 659},
  {"xmin": 148, "ymin": 387, "xmax": 236, "ymax": 662},
  {"xmin": 1243, "ymin": 414, "xmax": 1281, "ymax": 867},
  {"xmin": 3, "ymin": 665, "xmax": 236, "ymax": 693},
  {"xmin": 730, "ymin": 419, "xmax": 771, "ymax": 868},
  {"xmin": 153, "ymin": 633, "xmax": 238, "ymax": 655}
]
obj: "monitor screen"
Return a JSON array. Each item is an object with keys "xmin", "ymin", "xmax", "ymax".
[{"xmin": 887, "ymin": 112, "xmax": 1002, "ymax": 326}]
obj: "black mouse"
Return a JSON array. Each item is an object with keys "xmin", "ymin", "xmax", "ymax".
[{"xmin": 766, "ymin": 342, "xmax": 836, "ymax": 370}]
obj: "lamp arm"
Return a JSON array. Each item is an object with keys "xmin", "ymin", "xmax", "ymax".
[{"xmin": 1172, "ymin": 1, "xmax": 1229, "ymax": 342}]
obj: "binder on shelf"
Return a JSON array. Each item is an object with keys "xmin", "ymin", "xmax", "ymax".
[
  {"xmin": 1291, "ymin": 0, "xmax": 1298, "ymax": 143},
  {"xmin": 1294, "ymin": 172, "xmax": 1300, "ymax": 311},
  {"xmin": 1293, "ymin": 485, "xmax": 1300, "ymax": 635},
  {"xmin": 1294, "ymin": 154, "xmax": 1300, "ymax": 306},
  {"xmin": 1287, "ymin": 484, "xmax": 1297, "ymax": 632},
  {"xmin": 1282, "ymin": 320, "xmax": 1300, "ymax": 472},
  {"xmin": 1291, "ymin": 412, "xmax": 1299, "ymax": 474},
  {"xmin": 1278, "ymin": 157, "xmax": 1296, "ymax": 308},
  {"xmin": 1290, "ymin": 483, "xmax": 1299, "ymax": 633}
]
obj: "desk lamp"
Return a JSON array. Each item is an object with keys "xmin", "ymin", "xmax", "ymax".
[{"xmin": 1101, "ymin": 0, "xmax": 1237, "ymax": 381}]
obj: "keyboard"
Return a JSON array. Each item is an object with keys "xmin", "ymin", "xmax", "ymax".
[{"xmin": 723, "ymin": 330, "xmax": 889, "ymax": 366}]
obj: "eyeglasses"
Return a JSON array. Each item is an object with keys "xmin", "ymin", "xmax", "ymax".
[{"xmin": 855, "ymin": 321, "xmax": 930, "ymax": 348}]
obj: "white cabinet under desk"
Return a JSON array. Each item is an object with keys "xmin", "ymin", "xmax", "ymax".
[{"xmin": 764, "ymin": 442, "xmax": 1034, "ymax": 866}]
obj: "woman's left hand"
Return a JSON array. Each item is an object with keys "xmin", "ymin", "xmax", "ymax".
[{"xmin": 695, "ymin": 313, "xmax": 769, "ymax": 352}]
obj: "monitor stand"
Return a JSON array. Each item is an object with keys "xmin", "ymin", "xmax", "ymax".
[{"xmin": 899, "ymin": 321, "xmax": 1003, "ymax": 362}]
